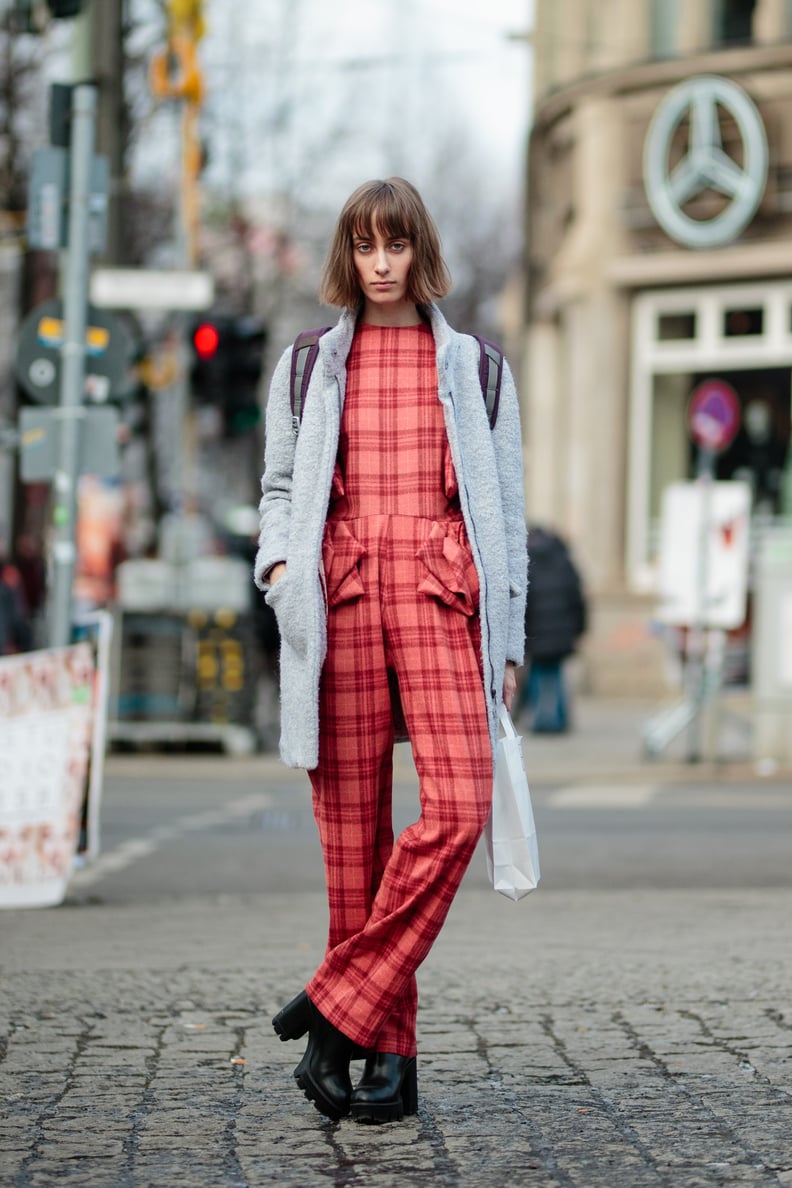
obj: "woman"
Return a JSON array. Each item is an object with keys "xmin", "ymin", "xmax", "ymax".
[{"xmin": 254, "ymin": 178, "xmax": 526, "ymax": 1124}]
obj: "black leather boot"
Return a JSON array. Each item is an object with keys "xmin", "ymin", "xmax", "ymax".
[
  {"xmin": 272, "ymin": 990, "xmax": 311, "ymax": 1042},
  {"xmin": 350, "ymin": 1053, "xmax": 418, "ymax": 1123},
  {"xmin": 294, "ymin": 998, "xmax": 355, "ymax": 1121},
  {"xmin": 274, "ymin": 989, "xmax": 369, "ymax": 1067}
]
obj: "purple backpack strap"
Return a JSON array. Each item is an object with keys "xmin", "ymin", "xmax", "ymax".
[
  {"xmin": 289, "ymin": 326, "xmax": 331, "ymax": 433},
  {"xmin": 474, "ymin": 335, "xmax": 504, "ymax": 429}
]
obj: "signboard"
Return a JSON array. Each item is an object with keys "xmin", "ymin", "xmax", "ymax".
[
  {"xmin": 19, "ymin": 406, "xmax": 120, "ymax": 482},
  {"xmin": 0, "ymin": 644, "xmax": 95, "ymax": 908},
  {"xmin": 687, "ymin": 379, "xmax": 741, "ymax": 453},
  {"xmin": 27, "ymin": 146, "xmax": 108, "ymax": 253},
  {"xmin": 14, "ymin": 297, "xmax": 132, "ymax": 405},
  {"xmin": 90, "ymin": 267, "xmax": 214, "ymax": 311},
  {"xmin": 656, "ymin": 481, "xmax": 751, "ymax": 628},
  {"xmin": 643, "ymin": 76, "xmax": 768, "ymax": 249}
]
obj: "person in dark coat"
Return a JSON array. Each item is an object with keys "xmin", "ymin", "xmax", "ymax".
[
  {"xmin": 0, "ymin": 540, "xmax": 34, "ymax": 656},
  {"xmin": 519, "ymin": 524, "xmax": 586, "ymax": 733}
]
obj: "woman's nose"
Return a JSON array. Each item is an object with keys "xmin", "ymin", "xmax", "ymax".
[{"xmin": 374, "ymin": 249, "xmax": 389, "ymax": 273}]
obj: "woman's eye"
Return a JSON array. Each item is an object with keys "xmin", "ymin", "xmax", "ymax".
[
  {"xmin": 356, "ymin": 243, "xmax": 371, "ymax": 253},
  {"xmin": 390, "ymin": 241, "xmax": 406, "ymax": 252}
]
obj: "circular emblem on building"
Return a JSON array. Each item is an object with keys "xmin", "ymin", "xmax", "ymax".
[{"xmin": 643, "ymin": 75, "xmax": 768, "ymax": 249}]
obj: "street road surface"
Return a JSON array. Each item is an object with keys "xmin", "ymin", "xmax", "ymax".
[
  {"xmin": 1, "ymin": 747, "xmax": 791, "ymax": 1188},
  {"xmin": 62, "ymin": 750, "xmax": 792, "ymax": 904}
]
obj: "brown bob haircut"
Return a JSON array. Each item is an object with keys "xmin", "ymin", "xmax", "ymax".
[{"xmin": 319, "ymin": 177, "xmax": 452, "ymax": 310}]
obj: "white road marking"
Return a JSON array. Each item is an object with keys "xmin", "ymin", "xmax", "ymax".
[
  {"xmin": 71, "ymin": 792, "xmax": 273, "ymax": 887},
  {"xmin": 547, "ymin": 784, "xmax": 659, "ymax": 809}
]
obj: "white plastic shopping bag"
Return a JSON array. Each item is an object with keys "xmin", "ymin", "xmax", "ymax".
[{"xmin": 484, "ymin": 702, "xmax": 540, "ymax": 900}]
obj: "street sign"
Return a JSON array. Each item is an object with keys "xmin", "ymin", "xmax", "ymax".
[
  {"xmin": 27, "ymin": 146, "xmax": 108, "ymax": 253},
  {"xmin": 14, "ymin": 297, "xmax": 132, "ymax": 405},
  {"xmin": 687, "ymin": 379, "xmax": 741, "ymax": 453},
  {"xmin": 656, "ymin": 481, "xmax": 751, "ymax": 628},
  {"xmin": 19, "ymin": 406, "xmax": 120, "ymax": 482},
  {"xmin": 90, "ymin": 268, "xmax": 214, "ymax": 310}
]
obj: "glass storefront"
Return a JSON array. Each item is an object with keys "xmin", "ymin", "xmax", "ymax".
[{"xmin": 628, "ymin": 281, "xmax": 792, "ymax": 590}]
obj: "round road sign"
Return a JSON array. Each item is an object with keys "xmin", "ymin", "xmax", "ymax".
[
  {"xmin": 687, "ymin": 379, "xmax": 741, "ymax": 453},
  {"xmin": 14, "ymin": 297, "xmax": 133, "ymax": 405}
]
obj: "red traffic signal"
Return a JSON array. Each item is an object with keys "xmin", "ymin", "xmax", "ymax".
[{"xmin": 192, "ymin": 322, "xmax": 220, "ymax": 360}]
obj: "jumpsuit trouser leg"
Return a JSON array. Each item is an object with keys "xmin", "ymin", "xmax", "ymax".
[{"xmin": 307, "ymin": 515, "xmax": 492, "ymax": 1057}]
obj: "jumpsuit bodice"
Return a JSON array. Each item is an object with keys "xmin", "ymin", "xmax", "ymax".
[{"xmin": 327, "ymin": 322, "xmax": 461, "ymax": 522}]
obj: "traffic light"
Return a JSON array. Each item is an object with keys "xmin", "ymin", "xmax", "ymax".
[
  {"xmin": 193, "ymin": 321, "xmax": 220, "ymax": 362},
  {"xmin": 189, "ymin": 316, "xmax": 228, "ymax": 406},
  {"xmin": 188, "ymin": 315, "xmax": 266, "ymax": 436},
  {"xmin": 224, "ymin": 316, "xmax": 266, "ymax": 436}
]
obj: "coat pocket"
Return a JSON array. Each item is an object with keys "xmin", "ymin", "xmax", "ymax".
[
  {"xmin": 416, "ymin": 521, "xmax": 480, "ymax": 616},
  {"xmin": 264, "ymin": 571, "xmax": 308, "ymax": 657},
  {"xmin": 322, "ymin": 521, "xmax": 367, "ymax": 607}
]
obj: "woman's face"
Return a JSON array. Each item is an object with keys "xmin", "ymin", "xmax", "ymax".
[{"xmin": 352, "ymin": 218, "xmax": 415, "ymax": 320}]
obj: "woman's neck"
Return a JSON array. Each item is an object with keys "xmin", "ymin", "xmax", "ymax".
[{"xmin": 360, "ymin": 299, "xmax": 422, "ymax": 327}]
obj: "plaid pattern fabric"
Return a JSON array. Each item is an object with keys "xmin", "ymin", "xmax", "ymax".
[
  {"xmin": 306, "ymin": 325, "xmax": 492, "ymax": 1056},
  {"xmin": 332, "ymin": 321, "xmax": 461, "ymax": 518}
]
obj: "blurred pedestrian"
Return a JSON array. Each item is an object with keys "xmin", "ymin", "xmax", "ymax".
[
  {"xmin": 254, "ymin": 178, "xmax": 526, "ymax": 1123},
  {"xmin": 519, "ymin": 524, "xmax": 586, "ymax": 733},
  {"xmin": 14, "ymin": 534, "xmax": 46, "ymax": 622},
  {"xmin": 0, "ymin": 537, "xmax": 34, "ymax": 656}
]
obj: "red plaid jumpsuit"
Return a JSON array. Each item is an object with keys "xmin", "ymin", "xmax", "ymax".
[{"xmin": 306, "ymin": 322, "xmax": 493, "ymax": 1057}]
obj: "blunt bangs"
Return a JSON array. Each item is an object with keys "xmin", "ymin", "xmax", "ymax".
[
  {"xmin": 350, "ymin": 187, "xmax": 414, "ymax": 245},
  {"xmin": 319, "ymin": 178, "xmax": 452, "ymax": 310}
]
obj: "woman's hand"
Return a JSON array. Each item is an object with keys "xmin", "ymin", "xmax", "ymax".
[
  {"xmin": 267, "ymin": 562, "xmax": 287, "ymax": 587},
  {"xmin": 502, "ymin": 662, "xmax": 518, "ymax": 713}
]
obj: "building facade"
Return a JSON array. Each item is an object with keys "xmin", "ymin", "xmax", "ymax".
[{"xmin": 524, "ymin": 0, "xmax": 792, "ymax": 695}]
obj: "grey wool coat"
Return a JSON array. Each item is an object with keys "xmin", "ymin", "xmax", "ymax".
[{"xmin": 254, "ymin": 303, "xmax": 527, "ymax": 770}]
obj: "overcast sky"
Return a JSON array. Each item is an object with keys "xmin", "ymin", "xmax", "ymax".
[{"xmin": 133, "ymin": 0, "xmax": 534, "ymax": 213}]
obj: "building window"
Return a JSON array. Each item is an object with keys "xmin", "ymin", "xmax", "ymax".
[
  {"xmin": 724, "ymin": 307, "xmax": 764, "ymax": 336},
  {"xmin": 650, "ymin": 0, "xmax": 678, "ymax": 59},
  {"xmin": 712, "ymin": 0, "xmax": 756, "ymax": 47},
  {"xmin": 658, "ymin": 312, "xmax": 697, "ymax": 340}
]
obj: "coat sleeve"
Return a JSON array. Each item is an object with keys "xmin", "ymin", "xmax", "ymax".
[
  {"xmin": 253, "ymin": 346, "xmax": 296, "ymax": 590},
  {"xmin": 491, "ymin": 358, "xmax": 527, "ymax": 665}
]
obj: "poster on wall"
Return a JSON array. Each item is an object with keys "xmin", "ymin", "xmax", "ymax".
[
  {"xmin": 656, "ymin": 481, "xmax": 752, "ymax": 629},
  {"xmin": 0, "ymin": 644, "xmax": 95, "ymax": 908}
]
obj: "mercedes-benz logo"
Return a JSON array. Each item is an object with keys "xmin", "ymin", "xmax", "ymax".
[{"xmin": 643, "ymin": 75, "xmax": 768, "ymax": 249}]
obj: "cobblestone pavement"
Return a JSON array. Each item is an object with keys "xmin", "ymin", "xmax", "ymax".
[{"xmin": 2, "ymin": 885, "xmax": 791, "ymax": 1187}]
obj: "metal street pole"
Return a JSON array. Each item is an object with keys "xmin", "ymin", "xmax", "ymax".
[
  {"xmin": 50, "ymin": 83, "xmax": 97, "ymax": 648},
  {"xmin": 686, "ymin": 445, "xmax": 715, "ymax": 762}
]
